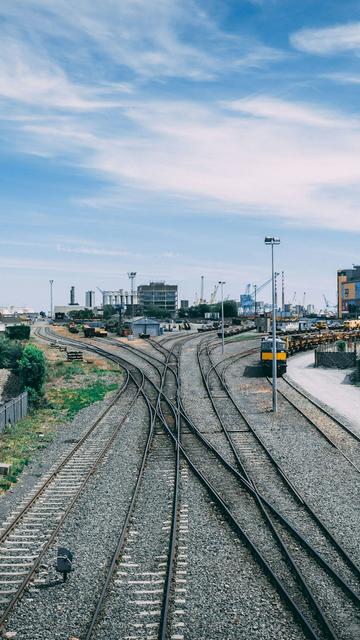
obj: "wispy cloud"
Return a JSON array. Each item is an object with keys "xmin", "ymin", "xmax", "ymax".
[{"xmin": 291, "ymin": 22, "xmax": 360, "ymax": 55}]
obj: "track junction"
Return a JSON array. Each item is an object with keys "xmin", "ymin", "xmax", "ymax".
[{"xmin": 0, "ymin": 326, "xmax": 359, "ymax": 639}]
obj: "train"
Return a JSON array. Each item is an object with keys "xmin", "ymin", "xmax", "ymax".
[
  {"xmin": 343, "ymin": 319, "xmax": 360, "ymax": 330},
  {"xmin": 260, "ymin": 336, "xmax": 288, "ymax": 375},
  {"xmin": 260, "ymin": 327, "xmax": 360, "ymax": 376}
]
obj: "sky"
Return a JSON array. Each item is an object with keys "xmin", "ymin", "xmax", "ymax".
[{"xmin": 1, "ymin": 0, "xmax": 360, "ymax": 311}]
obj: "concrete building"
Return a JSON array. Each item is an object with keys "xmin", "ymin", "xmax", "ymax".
[
  {"xmin": 180, "ymin": 300, "xmax": 189, "ymax": 309},
  {"xmin": 137, "ymin": 282, "xmax": 178, "ymax": 314},
  {"xmin": 101, "ymin": 290, "xmax": 127, "ymax": 307},
  {"xmin": 337, "ymin": 266, "xmax": 360, "ymax": 318},
  {"xmin": 69, "ymin": 286, "xmax": 78, "ymax": 306},
  {"xmin": 85, "ymin": 291, "xmax": 95, "ymax": 308}
]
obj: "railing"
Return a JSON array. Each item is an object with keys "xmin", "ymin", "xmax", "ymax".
[{"xmin": 0, "ymin": 392, "xmax": 28, "ymax": 433}]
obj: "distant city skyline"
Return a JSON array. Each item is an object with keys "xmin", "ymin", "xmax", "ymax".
[{"xmin": 0, "ymin": 1, "xmax": 359, "ymax": 309}]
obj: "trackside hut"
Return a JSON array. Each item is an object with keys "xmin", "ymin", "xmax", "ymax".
[{"xmin": 131, "ymin": 317, "xmax": 160, "ymax": 337}]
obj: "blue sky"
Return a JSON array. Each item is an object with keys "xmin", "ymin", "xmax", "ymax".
[{"xmin": 1, "ymin": 0, "xmax": 360, "ymax": 311}]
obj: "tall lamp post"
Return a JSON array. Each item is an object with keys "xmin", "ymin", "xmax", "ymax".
[
  {"xmin": 264, "ymin": 237, "xmax": 280, "ymax": 412},
  {"xmin": 219, "ymin": 281, "xmax": 226, "ymax": 355},
  {"xmin": 49, "ymin": 280, "xmax": 54, "ymax": 320}
]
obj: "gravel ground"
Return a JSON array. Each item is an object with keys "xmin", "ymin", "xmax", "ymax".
[
  {"xmin": 0, "ymin": 382, "xmax": 136, "ymax": 526},
  {"xmin": 287, "ymin": 351, "xmax": 360, "ymax": 435},
  {"xmin": 93, "ymin": 424, "xmax": 175, "ymax": 640},
  {"xmin": 180, "ymin": 337, "xmax": 360, "ymax": 638},
  {"xmin": 2, "ymin": 391, "xmax": 151, "ymax": 639},
  {"xmin": 225, "ymin": 352, "xmax": 360, "ymax": 565},
  {"xmin": 177, "ymin": 460, "xmax": 307, "ymax": 640}
]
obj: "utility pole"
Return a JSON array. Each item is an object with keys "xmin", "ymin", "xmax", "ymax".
[
  {"xmin": 254, "ymin": 284, "xmax": 257, "ymax": 319},
  {"xmin": 128, "ymin": 272, "xmax": 136, "ymax": 331},
  {"xmin": 200, "ymin": 275, "xmax": 204, "ymax": 305},
  {"xmin": 265, "ymin": 237, "xmax": 280, "ymax": 413},
  {"xmin": 219, "ymin": 281, "xmax": 226, "ymax": 355},
  {"xmin": 49, "ymin": 280, "xmax": 54, "ymax": 319},
  {"xmin": 281, "ymin": 271, "xmax": 285, "ymax": 312}
]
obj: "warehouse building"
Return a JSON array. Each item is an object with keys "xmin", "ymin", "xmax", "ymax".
[
  {"xmin": 137, "ymin": 282, "xmax": 178, "ymax": 314},
  {"xmin": 130, "ymin": 317, "xmax": 161, "ymax": 337},
  {"xmin": 337, "ymin": 266, "xmax": 360, "ymax": 318}
]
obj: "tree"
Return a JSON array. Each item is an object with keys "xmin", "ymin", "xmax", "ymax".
[
  {"xmin": 18, "ymin": 344, "xmax": 46, "ymax": 406},
  {"xmin": 0, "ymin": 338, "xmax": 23, "ymax": 372},
  {"xmin": 143, "ymin": 306, "xmax": 169, "ymax": 319},
  {"xmin": 103, "ymin": 305, "xmax": 117, "ymax": 319},
  {"xmin": 69, "ymin": 308, "xmax": 95, "ymax": 320},
  {"xmin": 5, "ymin": 325, "xmax": 31, "ymax": 340}
]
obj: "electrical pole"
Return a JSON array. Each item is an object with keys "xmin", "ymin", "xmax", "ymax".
[
  {"xmin": 49, "ymin": 280, "xmax": 54, "ymax": 319},
  {"xmin": 128, "ymin": 272, "xmax": 136, "ymax": 332},
  {"xmin": 265, "ymin": 237, "xmax": 280, "ymax": 413},
  {"xmin": 219, "ymin": 281, "xmax": 225, "ymax": 355}
]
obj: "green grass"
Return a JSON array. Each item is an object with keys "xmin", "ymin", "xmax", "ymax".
[
  {"xmin": 48, "ymin": 381, "xmax": 119, "ymax": 419},
  {"xmin": 0, "ymin": 363, "xmax": 121, "ymax": 492},
  {"xmin": 0, "ymin": 409, "xmax": 55, "ymax": 490}
]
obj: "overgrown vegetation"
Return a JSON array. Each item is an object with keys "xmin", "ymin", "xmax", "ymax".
[
  {"xmin": 48, "ymin": 381, "xmax": 118, "ymax": 419},
  {"xmin": 5, "ymin": 324, "xmax": 31, "ymax": 340},
  {"xmin": 18, "ymin": 344, "xmax": 46, "ymax": 406},
  {"xmin": 0, "ymin": 338, "xmax": 24, "ymax": 372},
  {"xmin": 0, "ymin": 349, "xmax": 121, "ymax": 492}
]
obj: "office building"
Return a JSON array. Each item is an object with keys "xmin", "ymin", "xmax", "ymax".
[
  {"xmin": 337, "ymin": 266, "xmax": 360, "ymax": 318},
  {"xmin": 180, "ymin": 300, "xmax": 189, "ymax": 309},
  {"xmin": 85, "ymin": 291, "xmax": 95, "ymax": 308},
  {"xmin": 137, "ymin": 282, "xmax": 178, "ymax": 313}
]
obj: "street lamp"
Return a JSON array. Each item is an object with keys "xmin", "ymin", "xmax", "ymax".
[
  {"xmin": 264, "ymin": 237, "xmax": 280, "ymax": 412},
  {"xmin": 49, "ymin": 280, "xmax": 54, "ymax": 319},
  {"xmin": 218, "ymin": 281, "xmax": 226, "ymax": 355}
]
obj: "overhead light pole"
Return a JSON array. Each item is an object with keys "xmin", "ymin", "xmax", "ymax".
[
  {"xmin": 128, "ymin": 272, "xmax": 137, "ymax": 332},
  {"xmin": 219, "ymin": 281, "xmax": 226, "ymax": 355},
  {"xmin": 264, "ymin": 236, "xmax": 280, "ymax": 412},
  {"xmin": 49, "ymin": 280, "xmax": 54, "ymax": 320}
]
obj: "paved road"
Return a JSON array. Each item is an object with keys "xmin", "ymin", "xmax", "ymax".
[{"xmin": 287, "ymin": 351, "xmax": 360, "ymax": 436}]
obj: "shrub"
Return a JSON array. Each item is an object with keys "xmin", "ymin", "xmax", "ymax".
[
  {"xmin": 18, "ymin": 344, "xmax": 46, "ymax": 406},
  {"xmin": 5, "ymin": 325, "xmax": 31, "ymax": 340},
  {"xmin": 0, "ymin": 338, "xmax": 24, "ymax": 372}
]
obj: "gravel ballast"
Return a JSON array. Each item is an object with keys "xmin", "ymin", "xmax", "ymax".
[{"xmin": 2, "ymin": 391, "xmax": 151, "ymax": 639}]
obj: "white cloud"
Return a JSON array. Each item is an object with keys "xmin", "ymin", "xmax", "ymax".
[
  {"xmin": 17, "ymin": 94, "xmax": 360, "ymax": 231},
  {"xmin": 0, "ymin": 0, "xmax": 282, "ymax": 87},
  {"xmin": 223, "ymin": 96, "xmax": 353, "ymax": 128},
  {"xmin": 291, "ymin": 22, "xmax": 360, "ymax": 55}
]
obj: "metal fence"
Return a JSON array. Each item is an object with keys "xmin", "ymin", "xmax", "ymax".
[{"xmin": 0, "ymin": 392, "xmax": 28, "ymax": 433}]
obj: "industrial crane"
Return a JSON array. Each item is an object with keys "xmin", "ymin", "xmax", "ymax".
[
  {"xmin": 210, "ymin": 284, "xmax": 219, "ymax": 304},
  {"xmin": 253, "ymin": 274, "xmax": 279, "ymax": 315}
]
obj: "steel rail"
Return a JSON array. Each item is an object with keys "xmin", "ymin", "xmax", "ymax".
[
  {"xmin": 0, "ymin": 330, "xmax": 144, "ymax": 628},
  {"xmin": 41, "ymin": 327, "xmax": 182, "ymax": 640},
  {"xmin": 197, "ymin": 340, "xmax": 340, "ymax": 640},
  {"xmin": 213, "ymin": 343, "xmax": 360, "ymax": 582},
  {"xmin": 41, "ymin": 329, "xmax": 359, "ymax": 639}
]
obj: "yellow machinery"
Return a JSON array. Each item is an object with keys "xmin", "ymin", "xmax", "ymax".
[
  {"xmin": 343, "ymin": 319, "xmax": 360, "ymax": 330},
  {"xmin": 260, "ymin": 336, "xmax": 287, "ymax": 375}
]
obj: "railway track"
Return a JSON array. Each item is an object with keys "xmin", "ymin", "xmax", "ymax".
[
  {"xmin": 103, "ymin": 331, "xmax": 360, "ymax": 639},
  {"xmin": 111, "ymin": 331, "xmax": 360, "ymax": 639},
  {"xmin": 275, "ymin": 375, "xmax": 360, "ymax": 472},
  {"xmin": 0, "ymin": 330, "xmax": 142, "ymax": 628},
  {"xmin": 5, "ymin": 326, "xmax": 359, "ymax": 638},
  {"xmin": 35, "ymin": 327, "xmax": 183, "ymax": 640}
]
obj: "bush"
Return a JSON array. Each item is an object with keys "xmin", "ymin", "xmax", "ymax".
[
  {"xmin": 18, "ymin": 344, "xmax": 46, "ymax": 406},
  {"xmin": 0, "ymin": 338, "xmax": 24, "ymax": 372},
  {"xmin": 5, "ymin": 325, "xmax": 31, "ymax": 340}
]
